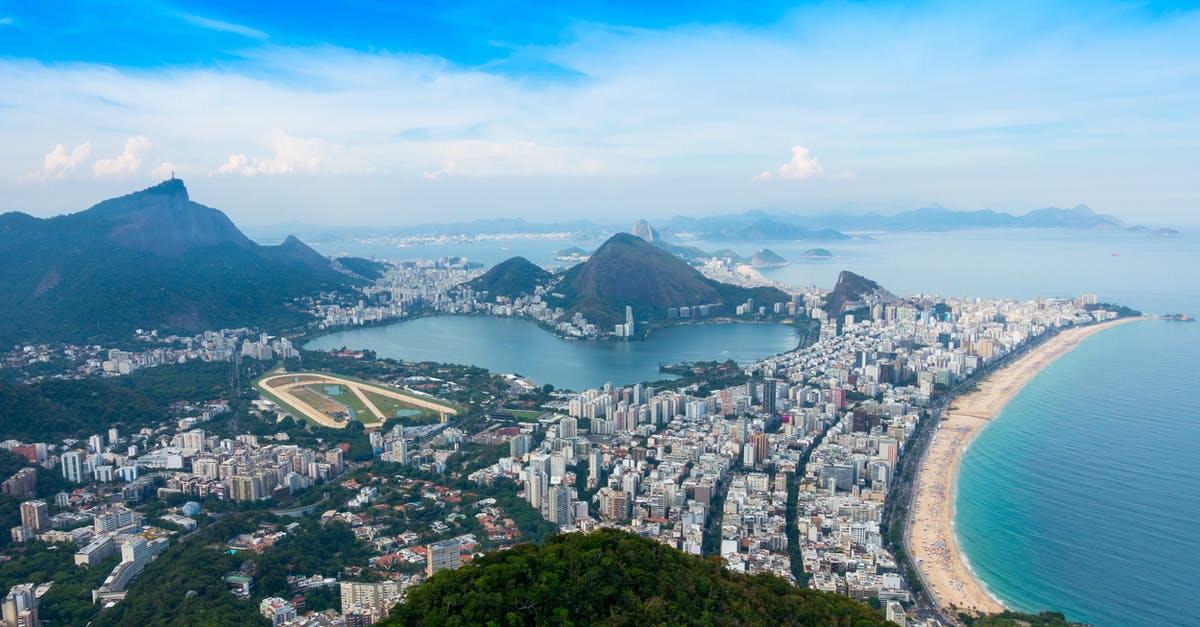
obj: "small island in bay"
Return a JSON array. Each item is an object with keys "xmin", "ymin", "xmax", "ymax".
[
  {"xmin": 749, "ymin": 248, "xmax": 790, "ymax": 267},
  {"xmin": 555, "ymin": 246, "xmax": 591, "ymax": 261}
]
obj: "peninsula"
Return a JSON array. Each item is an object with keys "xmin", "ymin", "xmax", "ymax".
[{"xmin": 906, "ymin": 316, "xmax": 1141, "ymax": 615}]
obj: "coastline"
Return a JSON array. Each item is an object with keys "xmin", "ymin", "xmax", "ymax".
[{"xmin": 906, "ymin": 317, "xmax": 1140, "ymax": 616}]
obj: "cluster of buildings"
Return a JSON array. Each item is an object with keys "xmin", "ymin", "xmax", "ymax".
[
  {"xmin": 458, "ymin": 290, "xmax": 1119, "ymax": 623},
  {"xmin": 310, "ymin": 258, "xmax": 476, "ymax": 329},
  {"xmin": 154, "ymin": 433, "xmax": 345, "ymax": 502},
  {"xmin": 13, "ymin": 503, "xmax": 172, "ymax": 607},
  {"xmin": 0, "ymin": 328, "xmax": 295, "ymax": 382},
  {"xmin": 309, "ymin": 249, "xmax": 800, "ymax": 339}
]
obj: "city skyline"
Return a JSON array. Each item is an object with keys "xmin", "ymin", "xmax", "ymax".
[{"xmin": 1, "ymin": 1, "xmax": 1198, "ymax": 225}]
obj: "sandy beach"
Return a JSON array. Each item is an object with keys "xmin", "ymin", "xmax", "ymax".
[{"xmin": 906, "ymin": 317, "xmax": 1139, "ymax": 616}]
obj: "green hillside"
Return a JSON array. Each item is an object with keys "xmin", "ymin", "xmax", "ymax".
[
  {"xmin": 0, "ymin": 179, "xmax": 359, "ymax": 344},
  {"xmin": 384, "ymin": 529, "xmax": 890, "ymax": 626},
  {"xmin": 465, "ymin": 256, "xmax": 552, "ymax": 299},
  {"xmin": 549, "ymin": 233, "xmax": 790, "ymax": 327}
]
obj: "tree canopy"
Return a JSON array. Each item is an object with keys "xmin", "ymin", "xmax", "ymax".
[{"xmin": 385, "ymin": 528, "xmax": 889, "ymax": 626}]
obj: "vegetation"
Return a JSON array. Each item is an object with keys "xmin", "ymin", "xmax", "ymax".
[
  {"xmin": 93, "ymin": 514, "xmax": 267, "ymax": 626},
  {"xmin": 384, "ymin": 528, "xmax": 888, "ymax": 626},
  {"xmin": 965, "ymin": 611, "xmax": 1085, "ymax": 627},
  {"xmin": 544, "ymin": 233, "xmax": 791, "ymax": 329},
  {"xmin": 465, "ymin": 256, "xmax": 552, "ymax": 299},
  {"xmin": 0, "ymin": 543, "xmax": 118, "ymax": 625},
  {"xmin": 654, "ymin": 359, "xmax": 750, "ymax": 395},
  {"xmin": 0, "ymin": 179, "xmax": 359, "ymax": 344},
  {"xmin": 336, "ymin": 256, "xmax": 389, "ymax": 281},
  {"xmin": 0, "ymin": 360, "xmax": 245, "ymax": 442},
  {"xmin": 1091, "ymin": 302, "xmax": 1142, "ymax": 318},
  {"xmin": 749, "ymin": 248, "xmax": 789, "ymax": 266},
  {"xmin": 92, "ymin": 512, "xmax": 373, "ymax": 627}
]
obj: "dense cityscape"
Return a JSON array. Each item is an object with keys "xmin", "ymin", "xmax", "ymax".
[
  {"xmin": 3, "ymin": 3, "xmax": 1195, "ymax": 624},
  {"xmin": 0, "ymin": 239, "xmax": 1122, "ymax": 625}
]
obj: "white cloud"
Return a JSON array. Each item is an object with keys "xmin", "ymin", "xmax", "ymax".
[
  {"xmin": 39, "ymin": 141, "xmax": 92, "ymax": 179},
  {"xmin": 212, "ymin": 131, "xmax": 326, "ymax": 176},
  {"xmin": 93, "ymin": 136, "xmax": 150, "ymax": 178},
  {"xmin": 0, "ymin": 4, "xmax": 1197, "ymax": 222},
  {"xmin": 150, "ymin": 161, "xmax": 178, "ymax": 179},
  {"xmin": 756, "ymin": 146, "xmax": 827, "ymax": 181},
  {"xmin": 215, "ymin": 154, "xmax": 252, "ymax": 175},
  {"xmin": 422, "ymin": 157, "xmax": 457, "ymax": 180}
]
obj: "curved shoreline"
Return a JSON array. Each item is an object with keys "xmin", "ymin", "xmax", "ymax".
[{"xmin": 907, "ymin": 317, "xmax": 1140, "ymax": 616}]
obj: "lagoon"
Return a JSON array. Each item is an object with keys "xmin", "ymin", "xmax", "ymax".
[{"xmin": 305, "ymin": 315, "xmax": 800, "ymax": 392}]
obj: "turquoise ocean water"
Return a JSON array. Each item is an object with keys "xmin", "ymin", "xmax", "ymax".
[{"xmin": 956, "ymin": 320, "xmax": 1200, "ymax": 626}]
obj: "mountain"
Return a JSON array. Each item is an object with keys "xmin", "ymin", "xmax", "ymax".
[
  {"xmin": 0, "ymin": 179, "xmax": 358, "ymax": 344},
  {"xmin": 750, "ymin": 248, "xmax": 789, "ymax": 267},
  {"xmin": 384, "ymin": 529, "xmax": 889, "ymax": 626},
  {"xmin": 799, "ymin": 248, "xmax": 834, "ymax": 259},
  {"xmin": 465, "ymin": 256, "xmax": 552, "ymax": 299},
  {"xmin": 630, "ymin": 218, "xmax": 661, "ymax": 242},
  {"xmin": 662, "ymin": 213, "xmax": 851, "ymax": 241},
  {"xmin": 1015, "ymin": 204, "xmax": 1122, "ymax": 228},
  {"xmin": 823, "ymin": 270, "xmax": 896, "ymax": 318},
  {"xmin": 661, "ymin": 204, "xmax": 1128, "ymax": 238},
  {"xmin": 548, "ymin": 233, "xmax": 790, "ymax": 328},
  {"xmin": 334, "ymin": 256, "xmax": 389, "ymax": 281}
]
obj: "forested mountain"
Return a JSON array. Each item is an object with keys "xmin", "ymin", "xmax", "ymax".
[
  {"xmin": 547, "ymin": 233, "xmax": 790, "ymax": 327},
  {"xmin": 0, "ymin": 179, "xmax": 361, "ymax": 344},
  {"xmin": 465, "ymin": 256, "xmax": 552, "ymax": 299}
]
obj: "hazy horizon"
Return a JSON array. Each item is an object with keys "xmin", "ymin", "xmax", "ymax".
[{"xmin": 2, "ymin": 2, "xmax": 1197, "ymax": 227}]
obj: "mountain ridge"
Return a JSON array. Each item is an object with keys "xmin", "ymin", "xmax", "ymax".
[{"xmin": 0, "ymin": 179, "xmax": 359, "ymax": 344}]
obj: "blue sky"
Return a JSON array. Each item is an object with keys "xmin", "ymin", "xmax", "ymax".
[{"xmin": 1, "ymin": 1, "xmax": 1197, "ymax": 225}]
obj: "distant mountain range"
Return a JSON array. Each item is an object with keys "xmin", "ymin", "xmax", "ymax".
[
  {"xmin": 658, "ymin": 204, "xmax": 1133, "ymax": 240},
  {"xmin": 470, "ymin": 233, "xmax": 791, "ymax": 330},
  {"xmin": 245, "ymin": 203, "xmax": 1170, "ymax": 244},
  {"xmin": 0, "ymin": 179, "xmax": 361, "ymax": 345}
]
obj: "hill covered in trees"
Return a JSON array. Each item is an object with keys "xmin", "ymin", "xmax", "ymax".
[
  {"xmin": 547, "ymin": 233, "xmax": 791, "ymax": 328},
  {"xmin": 384, "ymin": 529, "xmax": 889, "ymax": 626},
  {"xmin": 465, "ymin": 256, "xmax": 552, "ymax": 299},
  {"xmin": 0, "ymin": 179, "xmax": 363, "ymax": 344}
]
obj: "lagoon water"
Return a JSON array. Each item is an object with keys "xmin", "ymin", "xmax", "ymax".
[
  {"xmin": 305, "ymin": 316, "xmax": 799, "ymax": 392},
  {"xmin": 303, "ymin": 228, "xmax": 1199, "ymax": 623}
]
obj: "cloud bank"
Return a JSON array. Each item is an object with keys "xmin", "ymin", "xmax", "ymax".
[{"xmin": 0, "ymin": 3, "xmax": 1196, "ymax": 224}]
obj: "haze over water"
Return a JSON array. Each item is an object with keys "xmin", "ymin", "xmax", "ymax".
[{"xmin": 310, "ymin": 228, "xmax": 1200, "ymax": 315}]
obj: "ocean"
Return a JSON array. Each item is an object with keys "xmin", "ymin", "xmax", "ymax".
[{"xmin": 955, "ymin": 320, "xmax": 1200, "ymax": 626}]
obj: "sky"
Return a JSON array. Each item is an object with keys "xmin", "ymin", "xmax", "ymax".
[{"xmin": 0, "ymin": 1, "xmax": 1197, "ymax": 226}]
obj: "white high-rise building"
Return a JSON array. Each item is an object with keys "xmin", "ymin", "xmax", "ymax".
[{"xmin": 60, "ymin": 451, "xmax": 84, "ymax": 483}]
